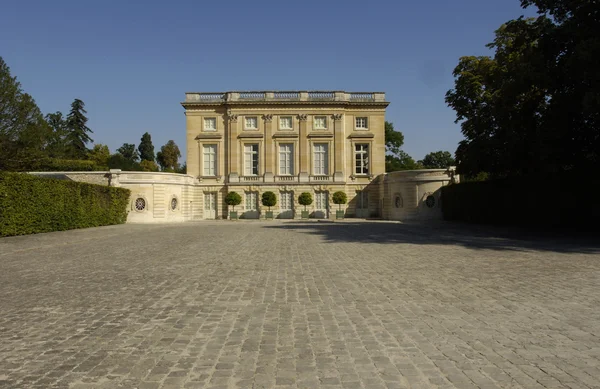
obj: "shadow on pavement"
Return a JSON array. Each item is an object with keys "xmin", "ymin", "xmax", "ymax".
[{"xmin": 262, "ymin": 220, "xmax": 600, "ymax": 254}]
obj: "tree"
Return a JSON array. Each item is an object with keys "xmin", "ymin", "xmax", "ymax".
[
  {"xmin": 175, "ymin": 162, "xmax": 186, "ymax": 174},
  {"xmin": 107, "ymin": 153, "xmax": 142, "ymax": 171},
  {"xmin": 332, "ymin": 191, "xmax": 347, "ymax": 210},
  {"xmin": 156, "ymin": 140, "xmax": 181, "ymax": 171},
  {"xmin": 0, "ymin": 56, "xmax": 50, "ymax": 170},
  {"xmin": 446, "ymin": 0, "xmax": 600, "ymax": 177},
  {"xmin": 298, "ymin": 192, "xmax": 313, "ymax": 211},
  {"xmin": 384, "ymin": 121, "xmax": 405, "ymax": 157},
  {"xmin": 385, "ymin": 151, "xmax": 422, "ymax": 172},
  {"xmin": 225, "ymin": 192, "xmax": 242, "ymax": 211},
  {"xmin": 65, "ymin": 99, "xmax": 93, "ymax": 159},
  {"xmin": 45, "ymin": 112, "xmax": 68, "ymax": 158},
  {"xmin": 420, "ymin": 151, "xmax": 455, "ymax": 169},
  {"xmin": 89, "ymin": 144, "xmax": 110, "ymax": 167},
  {"xmin": 139, "ymin": 160, "xmax": 159, "ymax": 172},
  {"xmin": 117, "ymin": 143, "xmax": 139, "ymax": 162},
  {"xmin": 261, "ymin": 191, "xmax": 277, "ymax": 212},
  {"xmin": 138, "ymin": 132, "xmax": 155, "ymax": 162}
]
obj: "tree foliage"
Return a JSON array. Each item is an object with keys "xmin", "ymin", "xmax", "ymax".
[
  {"xmin": 261, "ymin": 191, "xmax": 277, "ymax": 210},
  {"xmin": 65, "ymin": 99, "xmax": 93, "ymax": 159},
  {"xmin": 224, "ymin": 191, "xmax": 242, "ymax": 210},
  {"xmin": 156, "ymin": 140, "xmax": 181, "ymax": 171},
  {"xmin": 89, "ymin": 144, "xmax": 110, "ymax": 167},
  {"xmin": 332, "ymin": 191, "xmax": 347, "ymax": 210},
  {"xmin": 138, "ymin": 132, "xmax": 155, "ymax": 162},
  {"xmin": 298, "ymin": 192, "xmax": 313, "ymax": 210},
  {"xmin": 0, "ymin": 57, "xmax": 50, "ymax": 170},
  {"xmin": 420, "ymin": 151, "xmax": 455, "ymax": 169},
  {"xmin": 446, "ymin": 0, "xmax": 599, "ymax": 177},
  {"xmin": 117, "ymin": 143, "xmax": 139, "ymax": 162},
  {"xmin": 384, "ymin": 121, "xmax": 404, "ymax": 156},
  {"xmin": 139, "ymin": 160, "xmax": 159, "ymax": 172},
  {"xmin": 385, "ymin": 152, "xmax": 422, "ymax": 172}
]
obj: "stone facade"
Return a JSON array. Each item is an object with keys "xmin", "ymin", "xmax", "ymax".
[{"xmin": 29, "ymin": 91, "xmax": 459, "ymax": 223}]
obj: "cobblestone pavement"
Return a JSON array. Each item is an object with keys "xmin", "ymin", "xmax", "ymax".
[{"xmin": 1, "ymin": 221, "xmax": 600, "ymax": 389}]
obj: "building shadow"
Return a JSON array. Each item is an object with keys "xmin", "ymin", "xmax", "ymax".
[{"xmin": 262, "ymin": 220, "xmax": 600, "ymax": 254}]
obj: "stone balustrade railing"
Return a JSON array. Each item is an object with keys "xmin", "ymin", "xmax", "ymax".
[{"xmin": 184, "ymin": 91, "xmax": 386, "ymax": 103}]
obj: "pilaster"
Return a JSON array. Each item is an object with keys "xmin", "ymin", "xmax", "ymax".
[
  {"xmin": 227, "ymin": 110, "xmax": 239, "ymax": 182},
  {"xmin": 263, "ymin": 114, "xmax": 274, "ymax": 182},
  {"xmin": 333, "ymin": 113, "xmax": 345, "ymax": 182},
  {"xmin": 298, "ymin": 114, "xmax": 309, "ymax": 182}
]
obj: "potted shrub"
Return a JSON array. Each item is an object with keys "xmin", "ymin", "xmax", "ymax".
[
  {"xmin": 224, "ymin": 191, "xmax": 241, "ymax": 220},
  {"xmin": 332, "ymin": 191, "xmax": 347, "ymax": 220},
  {"xmin": 298, "ymin": 192, "xmax": 313, "ymax": 219},
  {"xmin": 261, "ymin": 191, "xmax": 276, "ymax": 219}
]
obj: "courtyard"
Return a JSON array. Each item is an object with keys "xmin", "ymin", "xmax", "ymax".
[{"xmin": 0, "ymin": 221, "xmax": 599, "ymax": 389}]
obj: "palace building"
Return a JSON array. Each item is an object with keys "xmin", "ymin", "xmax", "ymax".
[{"xmin": 181, "ymin": 91, "xmax": 389, "ymax": 219}]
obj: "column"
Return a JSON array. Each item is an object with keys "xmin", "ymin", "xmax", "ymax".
[
  {"xmin": 298, "ymin": 114, "xmax": 309, "ymax": 183},
  {"xmin": 333, "ymin": 113, "xmax": 345, "ymax": 182},
  {"xmin": 227, "ymin": 110, "xmax": 239, "ymax": 182},
  {"xmin": 263, "ymin": 114, "xmax": 274, "ymax": 182}
]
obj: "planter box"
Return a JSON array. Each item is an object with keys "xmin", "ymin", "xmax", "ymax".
[
  {"xmin": 336, "ymin": 210, "xmax": 345, "ymax": 220},
  {"xmin": 229, "ymin": 211, "xmax": 238, "ymax": 220},
  {"xmin": 301, "ymin": 210, "xmax": 310, "ymax": 219},
  {"xmin": 265, "ymin": 211, "xmax": 274, "ymax": 219}
]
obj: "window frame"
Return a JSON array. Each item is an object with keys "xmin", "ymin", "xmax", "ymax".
[
  {"xmin": 313, "ymin": 116, "xmax": 328, "ymax": 130},
  {"xmin": 202, "ymin": 144, "xmax": 217, "ymax": 177},
  {"xmin": 203, "ymin": 117, "xmax": 217, "ymax": 131},
  {"xmin": 354, "ymin": 143, "xmax": 370, "ymax": 175},
  {"xmin": 243, "ymin": 143, "xmax": 259, "ymax": 176},
  {"xmin": 278, "ymin": 143, "xmax": 294, "ymax": 176},
  {"xmin": 355, "ymin": 117, "xmax": 368, "ymax": 131},
  {"xmin": 279, "ymin": 116, "xmax": 293, "ymax": 131},
  {"xmin": 313, "ymin": 143, "xmax": 329, "ymax": 176},
  {"xmin": 244, "ymin": 116, "xmax": 258, "ymax": 130}
]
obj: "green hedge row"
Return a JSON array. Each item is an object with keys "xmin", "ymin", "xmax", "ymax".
[
  {"xmin": 29, "ymin": 158, "xmax": 107, "ymax": 172},
  {"xmin": 441, "ymin": 174, "xmax": 600, "ymax": 230},
  {"xmin": 0, "ymin": 172, "xmax": 130, "ymax": 237}
]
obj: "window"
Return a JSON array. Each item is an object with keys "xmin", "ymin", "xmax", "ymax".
[
  {"xmin": 245, "ymin": 116, "xmax": 258, "ymax": 130},
  {"xmin": 355, "ymin": 144, "xmax": 369, "ymax": 175},
  {"xmin": 279, "ymin": 116, "xmax": 293, "ymax": 130},
  {"xmin": 279, "ymin": 144, "xmax": 294, "ymax": 175},
  {"xmin": 245, "ymin": 192, "xmax": 258, "ymax": 210},
  {"xmin": 204, "ymin": 117, "xmax": 216, "ymax": 131},
  {"xmin": 280, "ymin": 191, "xmax": 293, "ymax": 210},
  {"xmin": 244, "ymin": 144, "xmax": 259, "ymax": 175},
  {"xmin": 203, "ymin": 144, "xmax": 216, "ymax": 176},
  {"xmin": 314, "ymin": 116, "xmax": 327, "ymax": 129},
  {"xmin": 355, "ymin": 117, "xmax": 368, "ymax": 130},
  {"xmin": 357, "ymin": 191, "xmax": 369, "ymax": 209},
  {"xmin": 313, "ymin": 143, "xmax": 328, "ymax": 175}
]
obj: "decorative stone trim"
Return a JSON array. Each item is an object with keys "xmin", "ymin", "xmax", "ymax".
[
  {"xmin": 297, "ymin": 114, "xmax": 307, "ymax": 121},
  {"xmin": 227, "ymin": 109, "xmax": 238, "ymax": 122},
  {"xmin": 332, "ymin": 114, "xmax": 343, "ymax": 121},
  {"xmin": 348, "ymin": 132, "xmax": 375, "ymax": 138},
  {"xmin": 132, "ymin": 194, "xmax": 149, "ymax": 213},
  {"xmin": 169, "ymin": 195, "xmax": 179, "ymax": 212},
  {"xmin": 262, "ymin": 114, "xmax": 273, "ymax": 122}
]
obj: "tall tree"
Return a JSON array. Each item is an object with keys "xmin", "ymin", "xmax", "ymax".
[
  {"xmin": 384, "ymin": 121, "xmax": 405, "ymax": 157},
  {"xmin": 156, "ymin": 140, "xmax": 181, "ymax": 171},
  {"xmin": 446, "ymin": 0, "xmax": 599, "ymax": 177},
  {"xmin": 116, "ymin": 143, "xmax": 139, "ymax": 162},
  {"xmin": 385, "ymin": 151, "xmax": 422, "ymax": 172},
  {"xmin": 420, "ymin": 151, "xmax": 455, "ymax": 169},
  {"xmin": 65, "ymin": 99, "xmax": 93, "ymax": 159},
  {"xmin": 45, "ymin": 112, "xmax": 68, "ymax": 158},
  {"xmin": 89, "ymin": 144, "xmax": 110, "ymax": 167},
  {"xmin": 138, "ymin": 132, "xmax": 155, "ymax": 162},
  {"xmin": 0, "ymin": 56, "xmax": 50, "ymax": 170}
]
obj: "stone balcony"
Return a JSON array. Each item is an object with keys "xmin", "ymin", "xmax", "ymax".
[{"xmin": 183, "ymin": 91, "xmax": 386, "ymax": 104}]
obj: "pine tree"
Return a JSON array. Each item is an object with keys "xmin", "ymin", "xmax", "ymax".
[
  {"xmin": 138, "ymin": 132, "xmax": 155, "ymax": 161},
  {"xmin": 65, "ymin": 99, "xmax": 93, "ymax": 159}
]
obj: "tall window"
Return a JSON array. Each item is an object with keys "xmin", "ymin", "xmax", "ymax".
[
  {"xmin": 314, "ymin": 116, "xmax": 327, "ymax": 129},
  {"xmin": 204, "ymin": 117, "xmax": 216, "ymax": 131},
  {"xmin": 355, "ymin": 144, "xmax": 369, "ymax": 175},
  {"xmin": 279, "ymin": 144, "xmax": 294, "ymax": 175},
  {"xmin": 313, "ymin": 143, "xmax": 328, "ymax": 175},
  {"xmin": 245, "ymin": 116, "xmax": 258, "ymax": 130},
  {"xmin": 203, "ymin": 144, "xmax": 216, "ymax": 176},
  {"xmin": 355, "ymin": 117, "xmax": 368, "ymax": 130},
  {"xmin": 279, "ymin": 116, "xmax": 293, "ymax": 130},
  {"xmin": 244, "ymin": 144, "xmax": 259, "ymax": 175}
]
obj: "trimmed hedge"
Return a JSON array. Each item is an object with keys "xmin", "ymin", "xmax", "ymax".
[
  {"xmin": 0, "ymin": 172, "xmax": 130, "ymax": 237},
  {"xmin": 441, "ymin": 174, "xmax": 600, "ymax": 230}
]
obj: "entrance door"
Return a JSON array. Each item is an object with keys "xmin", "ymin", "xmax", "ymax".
[
  {"xmin": 279, "ymin": 191, "xmax": 294, "ymax": 219},
  {"xmin": 314, "ymin": 191, "xmax": 329, "ymax": 219},
  {"xmin": 204, "ymin": 192, "xmax": 216, "ymax": 219},
  {"xmin": 356, "ymin": 190, "xmax": 369, "ymax": 218},
  {"xmin": 244, "ymin": 191, "xmax": 259, "ymax": 219}
]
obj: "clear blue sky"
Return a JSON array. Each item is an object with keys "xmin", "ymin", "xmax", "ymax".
[{"xmin": 1, "ymin": 0, "xmax": 536, "ymax": 162}]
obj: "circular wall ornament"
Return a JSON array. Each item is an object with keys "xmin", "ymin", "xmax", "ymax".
[
  {"xmin": 395, "ymin": 196, "xmax": 402, "ymax": 208},
  {"xmin": 170, "ymin": 197, "xmax": 178, "ymax": 211},
  {"xmin": 425, "ymin": 195, "xmax": 436, "ymax": 208},
  {"xmin": 135, "ymin": 198, "xmax": 146, "ymax": 211}
]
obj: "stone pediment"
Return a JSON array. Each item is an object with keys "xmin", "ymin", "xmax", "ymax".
[{"xmin": 195, "ymin": 133, "xmax": 223, "ymax": 140}]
